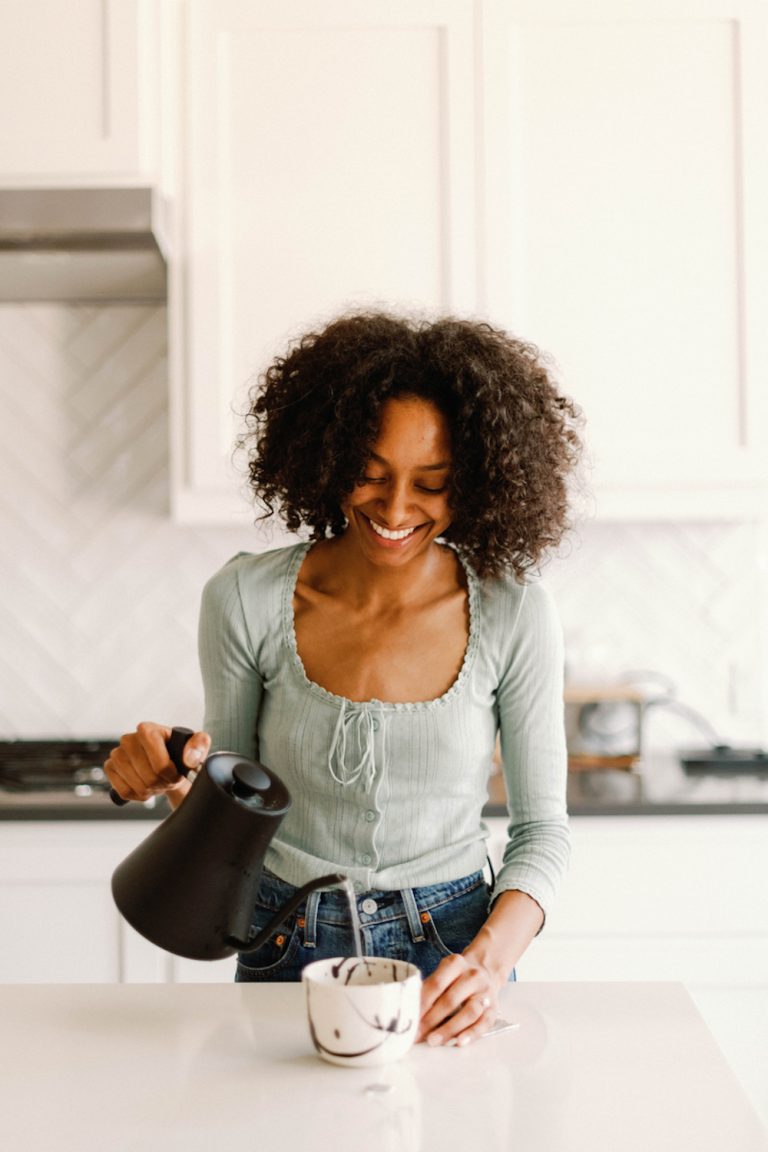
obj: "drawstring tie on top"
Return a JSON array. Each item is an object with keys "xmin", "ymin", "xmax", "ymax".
[{"xmin": 328, "ymin": 700, "xmax": 386, "ymax": 789}]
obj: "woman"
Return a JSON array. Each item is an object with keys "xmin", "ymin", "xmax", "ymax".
[{"xmin": 105, "ymin": 311, "xmax": 581, "ymax": 1047}]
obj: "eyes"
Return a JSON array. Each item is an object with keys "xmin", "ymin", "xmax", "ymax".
[{"xmin": 360, "ymin": 476, "xmax": 448, "ymax": 495}]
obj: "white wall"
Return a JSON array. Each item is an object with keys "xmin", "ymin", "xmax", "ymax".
[{"xmin": 1, "ymin": 301, "xmax": 765, "ymax": 745}]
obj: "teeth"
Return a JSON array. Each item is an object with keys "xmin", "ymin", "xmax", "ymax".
[{"xmin": 368, "ymin": 518, "xmax": 417, "ymax": 541}]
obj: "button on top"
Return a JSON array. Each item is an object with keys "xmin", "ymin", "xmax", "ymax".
[
  {"xmin": 364, "ymin": 809, "xmax": 376, "ymax": 822},
  {"xmin": 371, "ymin": 718, "xmax": 380, "ymax": 731},
  {"xmin": 361, "ymin": 898, "xmax": 378, "ymax": 915},
  {"xmin": 360, "ymin": 853, "xmax": 372, "ymax": 865}
]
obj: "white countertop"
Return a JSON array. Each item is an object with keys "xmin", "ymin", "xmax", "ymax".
[{"xmin": 1, "ymin": 981, "xmax": 765, "ymax": 1152}]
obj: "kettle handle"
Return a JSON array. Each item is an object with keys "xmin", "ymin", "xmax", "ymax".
[{"xmin": 108, "ymin": 726, "xmax": 195, "ymax": 807}]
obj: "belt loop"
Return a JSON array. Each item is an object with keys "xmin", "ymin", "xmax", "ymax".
[
  {"xmin": 303, "ymin": 889, "xmax": 320, "ymax": 948},
  {"xmin": 401, "ymin": 887, "xmax": 426, "ymax": 943}
]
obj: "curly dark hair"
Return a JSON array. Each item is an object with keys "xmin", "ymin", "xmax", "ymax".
[{"xmin": 239, "ymin": 311, "xmax": 582, "ymax": 580}]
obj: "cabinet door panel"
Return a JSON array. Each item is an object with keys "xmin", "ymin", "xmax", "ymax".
[
  {"xmin": 486, "ymin": 815, "xmax": 768, "ymax": 936},
  {"xmin": 170, "ymin": 956, "xmax": 237, "ymax": 984},
  {"xmin": 175, "ymin": 0, "xmax": 476, "ymax": 521},
  {"xmin": 0, "ymin": 0, "xmax": 153, "ymax": 180},
  {"xmin": 483, "ymin": 0, "xmax": 768, "ymax": 517},
  {"xmin": 0, "ymin": 883, "xmax": 120, "ymax": 982},
  {"xmin": 518, "ymin": 935, "xmax": 768, "ymax": 986}
]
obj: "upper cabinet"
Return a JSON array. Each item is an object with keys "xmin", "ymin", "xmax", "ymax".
[
  {"xmin": 170, "ymin": 0, "xmax": 477, "ymax": 524},
  {"xmin": 169, "ymin": 1, "xmax": 768, "ymax": 522},
  {"xmin": 0, "ymin": 0, "xmax": 159, "ymax": 183},
  {"xmin": 482, "ymin": 0, "xmax": 768, "ymax": 518}
]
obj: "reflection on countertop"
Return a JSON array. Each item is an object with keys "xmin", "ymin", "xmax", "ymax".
[{"xmin": 484, "ymin": 752, "xmax": 768, "ymax": 817}]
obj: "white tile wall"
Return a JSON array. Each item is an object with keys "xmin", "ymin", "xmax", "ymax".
[
  {"xmin": 546, "ymin": 519, "xmax": 768, "ymax": 748},
  {"xmin": 1, "ymin": 303, "xmax": 766, "ymax": 744},
  {"xmin": 0, "ymin": 304, "xmax": 260, "ymax": 737}
]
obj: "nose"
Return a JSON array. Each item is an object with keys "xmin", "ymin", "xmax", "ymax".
[{"xmin": 377, "ymin": 480, "xmax": 411, "ymax": 525}]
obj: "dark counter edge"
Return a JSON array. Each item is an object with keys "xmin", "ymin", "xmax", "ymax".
[
  {"xmin": 483, "ymin": 802, "xmax": 768, "ymax": 818},
  {"xmin": 3, "ymin": 800, "xmax": 768, "ymax": 821},
  {"xmin": 0, "ymin": 801, "xmax": 170, "ymax": 821}
]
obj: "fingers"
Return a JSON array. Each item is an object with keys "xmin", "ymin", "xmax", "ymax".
[
  {"xmin": 178, "ymin": 730, "xmax": 211, "ymax": 772},
  {"xmin": 104, "ymin": 723, "xmax": 210, "ymax": 803},
  {"xmin": 418, "ymin": 953, "xmax": 499, "ymax": 1048}
]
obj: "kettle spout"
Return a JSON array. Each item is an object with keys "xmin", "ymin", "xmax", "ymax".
[{"xmin": 228, "ymin": 873, "xmax": 348, "ymax": 954}]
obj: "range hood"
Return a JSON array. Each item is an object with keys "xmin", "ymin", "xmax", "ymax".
[{"xmin": 0, "ymin": 188, "xmax": 167, "ymax": 302}]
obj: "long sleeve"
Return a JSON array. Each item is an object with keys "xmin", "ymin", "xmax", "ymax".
[
  {"xmin": 198, "ymin": 557, "xmax": 264, "ymax": 761},
  {"xmin": 493, "ymin": 581, "xmax": 570, "ymax": 918}
]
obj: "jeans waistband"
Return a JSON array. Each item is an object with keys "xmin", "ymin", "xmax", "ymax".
[{"xmin": 258, "ymin": 868, "xmax": 487, "ymax": 946}]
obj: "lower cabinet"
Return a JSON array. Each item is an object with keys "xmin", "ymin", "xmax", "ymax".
[
  {"xmin": 4, "ymin": 814, "xmax": 767, "ymax": 1006},
  {"xmin": 484, "ymin": 815, "xmax": 768, "ymax": 985},
  {"xmin": 0, "ymin": 822, "xmax": 235, "ymax": 984}
]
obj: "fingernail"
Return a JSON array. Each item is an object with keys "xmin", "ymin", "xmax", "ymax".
[
  {"xmin": 427, "ymin": 1034, "xmax": 443, "ymax": 1047},
  {"xmin": 457, "ymin": 1036, "xmax": 470, "ymax": 1048},
  {"xmin": 188, "ymin": 748, "xmax": 204, "ymax": 766}
]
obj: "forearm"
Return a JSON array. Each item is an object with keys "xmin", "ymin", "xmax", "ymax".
[{"xmin": 462, "ymin": 888, "xmax": 544, "ymax": 985}]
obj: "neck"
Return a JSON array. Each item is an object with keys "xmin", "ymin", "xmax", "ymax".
[{"xmin": 320, "ymin": 535, "xmax": 452, "ymax": 609}]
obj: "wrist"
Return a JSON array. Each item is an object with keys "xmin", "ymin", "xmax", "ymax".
[
  {"xmin": 462, "ymin": 935, "xmax": 512, "ymax": 989},
  {"xmin": 461, "ymin": 889, "xmax": 545, "ymax": 984}
]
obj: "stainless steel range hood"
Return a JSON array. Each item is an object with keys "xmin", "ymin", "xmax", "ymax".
[{"xmin": 0, "ymin": 188, "xmax": 167, "ymax": 302}]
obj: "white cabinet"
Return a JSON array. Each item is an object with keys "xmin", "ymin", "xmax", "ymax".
[
  {"xmin": 482, "ymin": 0, "xmax": 768, "ymax": 519},
  {"xmin": 0, "ymin": 822, "xmax": 235, "ymax": 984},
  {"xmin": 0, "ymin": 0, "xmax": 159, "ymax": 182},
  {"xmin": 486, "ymin": 815, "xmax": 768, "ymax": 985},
  {"xmin": 170, "ymin": 0, "xmax": 477, "ymax": 523},
  {"xmin": 171, "ymin": 0, "xmax": 768, "ymax": 525}
]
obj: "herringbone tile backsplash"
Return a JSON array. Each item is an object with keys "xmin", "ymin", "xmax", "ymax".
[{"xmin": 1, "ymin": 304, "xmax": 765, "ymax": 744}]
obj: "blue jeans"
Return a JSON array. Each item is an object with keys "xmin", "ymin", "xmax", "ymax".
[{"xmin": 235, "ymin": 869, "xmax": 515, "ymax": 983}]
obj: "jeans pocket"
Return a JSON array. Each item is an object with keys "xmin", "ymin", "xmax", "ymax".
[
  {"xmin": 422, "ymin": 881, "xmax": 490, "ymax": 958},
  {"xmin": 235, "ymin": 903, "xmax": 301, "ymax": 981}
]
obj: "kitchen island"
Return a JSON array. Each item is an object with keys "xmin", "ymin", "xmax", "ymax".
[{"xmin": 1, "ymin": 982, "xmax": 765, "ymax": 1152}]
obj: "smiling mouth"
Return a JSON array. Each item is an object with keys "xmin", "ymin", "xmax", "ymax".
[{"xmin": 364, "ymin": 515, "xmax": 423, "ymax": 543}]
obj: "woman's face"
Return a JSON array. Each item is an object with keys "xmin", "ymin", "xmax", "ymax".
[{"xmin": 341, "ymin": 395, "xmax": 453, "ymax": 568}]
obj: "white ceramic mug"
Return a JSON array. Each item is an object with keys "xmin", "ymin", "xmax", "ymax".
[{"xmin": 302, "ymin": 956, "xmax": 422, "ymax": 1068}]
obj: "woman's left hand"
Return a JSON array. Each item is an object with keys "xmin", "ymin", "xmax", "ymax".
[{"xmin": 417, "ymin": 953, "xmax": 501, "ymax": 1047}]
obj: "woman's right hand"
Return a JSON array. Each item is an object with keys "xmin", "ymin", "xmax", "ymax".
[{"xmin": 104, "ymin": 722, "xmax": 211, "ymax": 808}]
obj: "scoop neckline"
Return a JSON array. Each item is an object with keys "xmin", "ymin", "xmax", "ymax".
[{"xmin": 281, "ymin": 540, "xmax": 480, "ymax": 711}]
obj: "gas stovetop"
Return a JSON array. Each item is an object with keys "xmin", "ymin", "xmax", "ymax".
[{"xmin": 0, "ymin": 740, "xmax": 166, "ymax": 817}]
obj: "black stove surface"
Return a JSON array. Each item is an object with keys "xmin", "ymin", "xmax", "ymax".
[
  {"xmin": 0, "ymin": 739, "xmax": 116, "ymax": 792},
  {"xmin": 0, "ymin": 739, "xmax": 167, "ymax": 819}
]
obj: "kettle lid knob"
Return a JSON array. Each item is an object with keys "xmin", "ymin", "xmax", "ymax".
[{"xmin": 231, "ymin": 760, "xmax": 272, "ymax": 805}]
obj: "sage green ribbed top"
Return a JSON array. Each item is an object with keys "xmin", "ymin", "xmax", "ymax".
[{"xmin": 198, "ymin": 542, "xmax": 569, "ymax": 915}]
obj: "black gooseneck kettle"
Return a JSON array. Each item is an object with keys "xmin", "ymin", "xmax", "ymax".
[{"xmin": 111, "ymin": 727, "xmax": 345, "ymax": 961}]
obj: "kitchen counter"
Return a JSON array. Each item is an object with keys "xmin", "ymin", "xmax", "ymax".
[
  {"xmin": 486, "ymin": 751, "xmax": 768, "ymax": 817},
  {"xmin": 1, "ymin": 982, "xmax": 765, "ymax": 1152},
  {"xmin": 3, "ymin": 753, "xmax": 767, "ymax": 821}
]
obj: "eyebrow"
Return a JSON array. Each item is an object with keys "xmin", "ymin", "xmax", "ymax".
[{"xmin": 368, "ymin": 452, "xmax": 451, "ymax": 472}]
